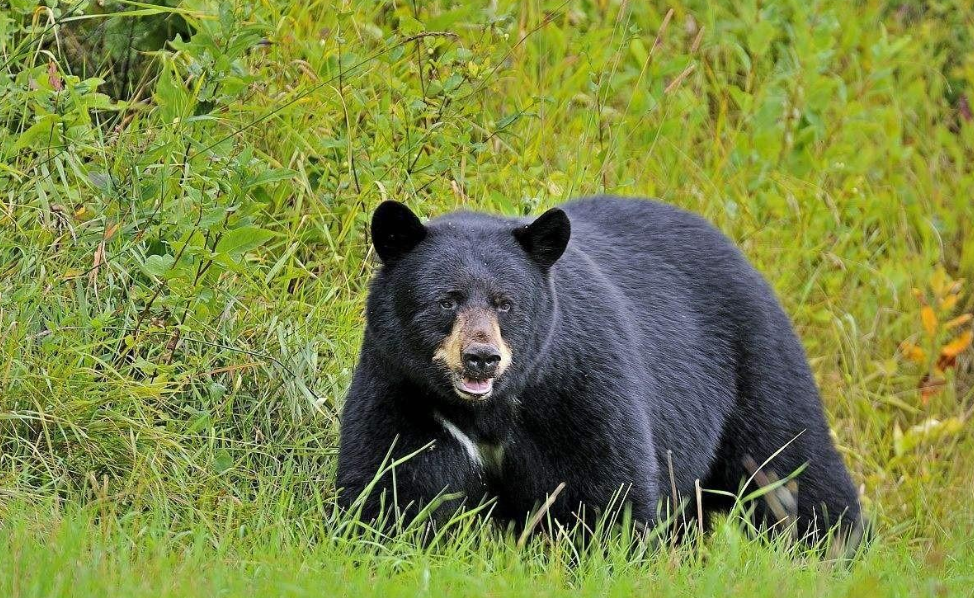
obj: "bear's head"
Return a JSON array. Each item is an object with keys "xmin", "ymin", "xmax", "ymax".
[{"xmin": 364, "ymin": 201, "xmax": 571, "ymax": 405}]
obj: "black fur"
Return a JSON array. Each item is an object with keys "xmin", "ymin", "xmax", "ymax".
[{"xmin": 337, "ymin": 196, "xmax": 861, "ymax": 542}]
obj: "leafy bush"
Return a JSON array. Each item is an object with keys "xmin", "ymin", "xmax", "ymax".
[{"xmin": 1, "ymin": 0, "xmax": 972, "ymax": 555}]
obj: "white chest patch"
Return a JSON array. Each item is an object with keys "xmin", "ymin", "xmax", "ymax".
[
  {"xmin": 433, "ymin": 412, "xmax": 506, "ymax": 474},
  {"xmin": 434, "ymin": 412, "xmax": 482, "ymax": 466}
]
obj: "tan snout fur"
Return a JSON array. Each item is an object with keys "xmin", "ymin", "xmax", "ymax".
[{"xmin": 433, "ymin": 309, "xmax": 512, "ymax": 375}]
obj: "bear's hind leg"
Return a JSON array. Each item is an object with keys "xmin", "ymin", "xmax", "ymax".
[{"xmin": 719, "ymin": 308, "xmax": 863, "ymax": 547}]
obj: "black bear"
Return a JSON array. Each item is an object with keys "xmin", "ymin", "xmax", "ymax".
[{"xmin": 336, "ymin": 196, "xmax": 862, "ymax": 544}]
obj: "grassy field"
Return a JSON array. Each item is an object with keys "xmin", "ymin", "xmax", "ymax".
[{"xmin": 2, "ymin": 0, "xmax": 973, "ymax": 595}]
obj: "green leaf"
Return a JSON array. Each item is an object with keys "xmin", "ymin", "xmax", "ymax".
[
  {"xmin": 442, "ymin": 73, "xmax": 464, "ymax": 94},
  {"xmin": 215, "ymin": 226, "xmax": 274, "ymax": 258},
  {"xmin": 630, "ymin": 38, "xmax": 648, "ymax": 66},
  {"xmin": 14, "ymin": 114, "xmax": 61, "ymax": 152},
  {"xmin": 398, "ymin": 14, "xmax": 424, "ymax": 35},
  {"xmin": 747, "ymin": 20, "xmax": 776, "ymax": 57},
  {"xmin": 144, "ymin": 254, "xmax": 176, "ymax": 278},
  {"xmin": 213, "ymin": 448, "xmax": 233, "ymax": 473},
  {"xmin": 199, "ymin": 205, "xmax": 231, "ymax": 228},
  {"xmin": 245, "ymin": 168, "xmax": 297, "ymax": 189}
]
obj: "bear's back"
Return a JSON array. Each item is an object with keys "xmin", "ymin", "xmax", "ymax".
[
  {"xmin": 558, "ymin": 196, "xmax": 772, "ymax": 329},
  {"xmin": 561, "ymin": 196, "xmax": 751, "ymax": 285}
]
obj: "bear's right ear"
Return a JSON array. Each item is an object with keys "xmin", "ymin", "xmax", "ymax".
[{"xmin": 371, "ymin": 201, "xmax": 427, "ymax": 264}]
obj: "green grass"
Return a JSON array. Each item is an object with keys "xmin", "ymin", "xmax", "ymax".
[
  {"xmin": 1, "ymin": 500, "xmax": 972, "ymax": 597},
  {"xmin": 1, "ymin": 0, "xmax": 973, "ymax": 595}
]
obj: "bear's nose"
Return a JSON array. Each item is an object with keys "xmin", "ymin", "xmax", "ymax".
[{"xmin": 462, "ymin": 343, "xmax": 501, "ymax": 377}]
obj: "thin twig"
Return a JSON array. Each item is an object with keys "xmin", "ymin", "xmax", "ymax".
[
  {"xmin": 695, "ymin": 478, "xmax": 704, "ymax": 538},
  {"xmin": 517, "ymin": 481, "xmax": 566, "ymax": 548}
]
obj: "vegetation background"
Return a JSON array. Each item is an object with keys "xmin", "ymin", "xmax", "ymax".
[{"xmin": 1, "ymin": 0, "xmax": 973, "ymax": 595}]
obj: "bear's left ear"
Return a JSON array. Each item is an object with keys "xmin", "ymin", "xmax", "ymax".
[
  {"xmin": 371, "ymin": 201, "xmax": 427, "ymax": 264},
  {"xmin": 514, "ymin": 207, "xmax": 571, "ymax": 269}
]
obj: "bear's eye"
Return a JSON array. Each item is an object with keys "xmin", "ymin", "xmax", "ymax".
[
  {"xmin": 438, "ymin": 298, "xmax": 457, "ymax": 310},
  {"xmin": 496, "ymin": 300, "xmax": 512, "ymax": 313}
]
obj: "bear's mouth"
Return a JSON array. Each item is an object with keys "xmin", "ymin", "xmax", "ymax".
[{"xmin": 453, "ymin": 375, "xmax": 494, "ymax": 400}]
